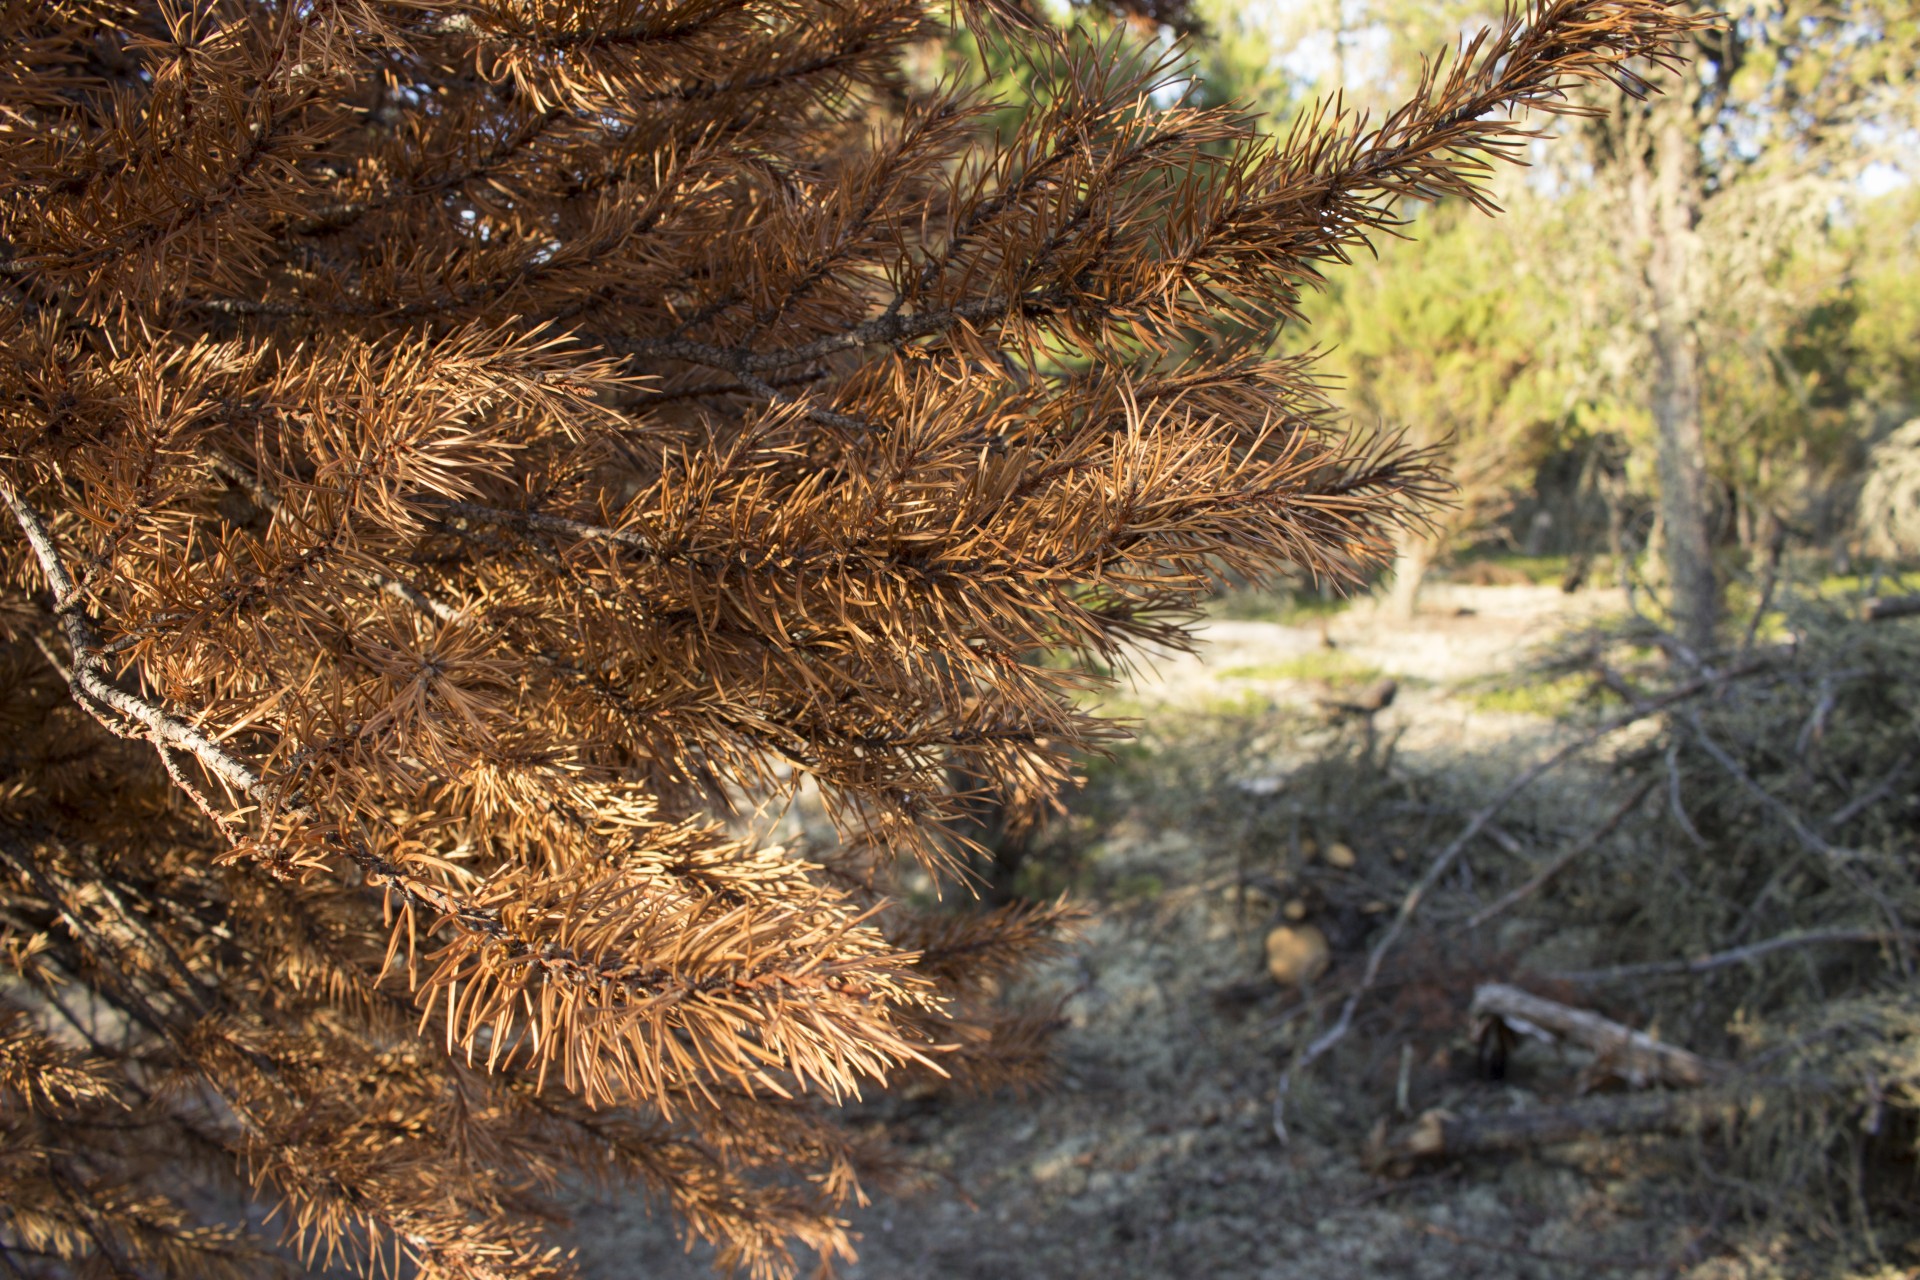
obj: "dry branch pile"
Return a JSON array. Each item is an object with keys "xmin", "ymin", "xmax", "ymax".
[
  {"xmin": 1145, "ymin": 600, "xmax": 1920, "ymax": 1267},
  {"xmin": 0, "ymin": 1, "xmax": 1706, "ymax": 1275}
]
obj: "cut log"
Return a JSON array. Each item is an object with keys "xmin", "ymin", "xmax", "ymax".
[
  {"xmin": 1863, "ymin": 595, "xmax": 1920, "ymax": 622},
  {"xmin": 1470, "ymin": 982, "xmax": 1717, "ymax": 1088},
  {"xmin": 1265, "ymin": 924, "xmax": 1331, "ymax": 987},
  {"xmin": 1367, "ymin": 1090, "xmax": 1733, "ymax": 1174}
]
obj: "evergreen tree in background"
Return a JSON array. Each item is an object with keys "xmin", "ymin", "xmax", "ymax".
[
  {"xmin": 1306, "ymin": 197, "xmax": 1578, "ymax": 616},
  {"xmin": 0, "ymin": 1, "xmax": 1704, "ymax": 1275}
]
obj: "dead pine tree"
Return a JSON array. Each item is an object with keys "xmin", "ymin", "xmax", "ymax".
[{"xmin": 0, "ymin": 2, "xmax": 1708, "ymax": 1276}]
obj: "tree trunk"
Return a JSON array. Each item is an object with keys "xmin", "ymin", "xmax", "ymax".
[
  {"xmin": 1386, "ymin": 527, "xmax": 1436, "ymax": 622},
  {"xmin": 1638, "ymin": 75, "xmax": 1718, "ymax": 654},
  {"xmin": 1601, "ymin": 464, "xmax": 1632, "ymax": 595}
]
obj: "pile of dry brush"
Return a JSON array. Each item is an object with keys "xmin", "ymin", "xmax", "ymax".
[
  {"xmin": 0, "ymin": 0, "xmax": 1710, "ymax": 1275},
  {"xmin": 1109, "ymin": 596, "xmax": 1920, "ymax": 1271}
]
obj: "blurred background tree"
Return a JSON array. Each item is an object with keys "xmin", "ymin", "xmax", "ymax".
[
  {"xmin": 1571, "ymin": 0, "xmax": 1919, "ymax": 648},
  {"xmin": 1178, "ymin": 0, "xmax": 1920, "ymax": 631},
  {"xmin": 1302, "ymin": 197, "xmax": 1577, "ymax": 617}
]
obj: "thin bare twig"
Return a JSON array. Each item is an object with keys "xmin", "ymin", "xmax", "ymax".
[
  {"xmin": 1738, "ymin": 520, "xmax": 1786, "ymax": 656},
  {"xmin": 1549, "ymin": 928, "xmax": 1903, "ymax": 985},
  {"xmin": 1666, "ymin": 738, "xmax": 1709, "ymax": 847},
  {"xmin": 1821, "ymin": 750, "xmax": 1916, "ymax": 832},
  {"xmin": 1464, "ymin": 773, "xmax": 1658, "ymax": 930}
]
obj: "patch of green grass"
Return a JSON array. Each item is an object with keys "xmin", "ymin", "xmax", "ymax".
[
  {"xmin": 1076, "ymin": 693, "xmax": 1147, "ymax": 720},
  {"xmin": 1078, "ymin": 739, "xmax": 1154, "ymax": 785},
  {"xmin": 1207, "ymin": 587, "xmax": 1354, "ymax": 625},
  {"xmin": 1036, "ymin": 647, "xmax": 1115, "ymax": 679},
  {"xmin": 1186, "ymin": 688, "xmax": 1280, "ymax": 719},
  {"xmin": 1009, "ymin": 856, "xmax": 1082, "ymax": 901},
  {"xmin": 1444, "ymin": 551, "xmax": 1583, "ymax": 586},
  {"xmin": 1810, "ymin": 567, "xmax": 1920, "ymax": 597},
  {"xmin": 1108, "ymin": 871, "xmax": 1165, "ymax": 902},
  {"xmin": 1218, "ymin": 651, "xmax": 1384, "ymax": 685},
  {"xmin": 1460, "ymin": 671, "xmax": 1627, "ymax": 717},
  {"xmin": 1463, "ymin": 673, "xmax": 1587, "ymax": 717}
]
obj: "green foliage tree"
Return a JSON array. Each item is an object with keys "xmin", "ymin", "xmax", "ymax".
[
  {"xmin": 1306, "ymin": 195, "xmax": 1578, "ymax": 614},
  {"xmin": 1692, "ymin": 185, "xmax": 1920, "ymax": 559},
  {"xmin": 1198, "ymin": 0, "xmax": 1920, "ymax": 633}
]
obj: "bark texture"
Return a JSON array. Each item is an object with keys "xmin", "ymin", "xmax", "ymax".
[{"xmin": 1636, "ymin": 61, "xmax": 1719, "ymax": 654}]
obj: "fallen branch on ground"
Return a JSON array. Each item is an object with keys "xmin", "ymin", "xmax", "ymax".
[
  {"xmin": 1861, "ymin": 595, "xmax": 1920, "ymax": 622},
  {"xmin": 1471, "ymin": 982, "xmax": 1718, "ymax": 1088},
  {"xmin": 1367, "ymin": 1088, "xmax": 1737, "ymax": 1175},
  {"xmin": 1407, "ymin": 1217, "xmax": 1675, "ymax": 1272}
]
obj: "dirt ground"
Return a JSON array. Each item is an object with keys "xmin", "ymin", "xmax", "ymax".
[{"xmin": 565, "ymin": 582, "xmax": 1797, "ymax": 1280}]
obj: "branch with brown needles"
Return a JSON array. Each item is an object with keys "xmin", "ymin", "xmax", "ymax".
[
  {"xmin": 1, "ymin": 479, "xmax": 292, "ymax": 810},
  {"xmin": 0, "ymin": 0, "xmax": 1721, "ymax": 1268},
  {"xmin": 0, "ymin": 480, "xmax": 775, "ymax": 1010}
]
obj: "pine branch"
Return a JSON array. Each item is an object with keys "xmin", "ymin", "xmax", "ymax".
[{"xmin": 0, "ymin": 0, "xmax": 1717, "ymax": 1270}]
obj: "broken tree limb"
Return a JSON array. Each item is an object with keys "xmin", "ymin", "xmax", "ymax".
[
  {"xmin": 1678, "ymin": 708, "xmax": 1915, "ymax": 975},
  {"xmin": 1471, "ymin": 982, "xmax": 1717, "ymax": 1088},
  {"xmin": 1367, "ymin": 1089, "xmax": 1736, "ymax": 1175}
]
